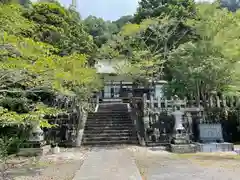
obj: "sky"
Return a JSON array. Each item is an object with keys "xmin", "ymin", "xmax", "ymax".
[
  {"xmin": 60, "ymin": 0, "xmax": 213, "ymax": 21},
  {"xmin": 60, "ymin": 0, "xmax": 138, "ymax": 20}
]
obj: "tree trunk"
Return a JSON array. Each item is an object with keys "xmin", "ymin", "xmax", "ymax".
[
  {"xmin": 196, "ymin": 80, "xmax": 200, "ymax": 107},
  {"xmin": 75, "ymin": 104, "xmax": 87, "ymax": 147}
]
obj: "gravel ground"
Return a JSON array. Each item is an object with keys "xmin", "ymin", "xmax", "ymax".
[
  {"xmin": 5, "ymin": 148, "xmax": 89, "ymax": 180},
  {"xmin": 128, "ymin": 146, "xmax": 240, "ymax": 180},
  {"xmin": 4, "ymin": 146, "xmax": 240, "ymax": 180}
]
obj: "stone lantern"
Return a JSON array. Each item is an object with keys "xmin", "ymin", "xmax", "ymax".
[
  {"xmin": 172, "ymin": 106, "xmax": 185, "ymax": 133},
  {"xmin": 171, "ymin": 98, "xmax": 189, "ymax": 144},
  {"xmin": 28, "ymin": 121, "xmax": 45, "ymax": 147}
]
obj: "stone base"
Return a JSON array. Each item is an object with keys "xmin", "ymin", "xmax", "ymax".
[
  {"xmin": 196, "ymin": 143, "xmax": 234, "ymax": 152},
  {"xmin": 170, "ymin": 144, "xmax": 197, "ymax": 154},
  {"xmin": 17, "ymin": 145, "xmax": 51, "ymax": 156},
  {"xmin": 173, "ymin": 138, "xmax": 189, "ymax": 144},
  {"xmin": 172, "ymin": 133, "xmax": 191, "ymax": 144},
  {"xmin": 20, "ymin": 141, "xmax": 46, "ymax": 148}
]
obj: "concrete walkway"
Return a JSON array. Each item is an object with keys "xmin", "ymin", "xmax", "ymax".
[{"xmin": 73, "ymin": 147, "xmax": 142, "ymax": 180}]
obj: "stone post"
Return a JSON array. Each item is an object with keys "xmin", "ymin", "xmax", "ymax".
[
  {"xmin": 143, "ymin": 93, "xmax": 150, "ymax": 143},
  {"xmin": 157, "ymin": 97, "xmax": 161, "ymax": 110},
  {"xmin": 150, "ymin": 95, "xmax": 154, "ymax": 109}
]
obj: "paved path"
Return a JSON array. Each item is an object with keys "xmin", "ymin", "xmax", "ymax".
[{"xmin": 73, "ymin": 147, "xmax": 142, "ymax": 180}]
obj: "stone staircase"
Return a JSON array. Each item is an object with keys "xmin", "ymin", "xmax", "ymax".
[{"xmin": 82, "ymin": 103, "xmax": 137, "ymax": 146}]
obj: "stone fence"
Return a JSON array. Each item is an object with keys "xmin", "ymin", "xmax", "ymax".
[
  {"xmin": 130, "ymin": 93, "xmax": 240, "ymax": 146},
  {"xmin": 43, "ymin": 94, "xmax": 99, "ymax": 147}
]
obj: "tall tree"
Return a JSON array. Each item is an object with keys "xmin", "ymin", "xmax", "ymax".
[
  {"xmin": 0, "ymin": 3, "xmax": 101, "ymax": 127},
  {"xmin": 168, "ymin": 3, "xmax": 240, "ymax": 101},
  {"xmin": 113, "ymin": 15, "xmax": 133, "ymax": 29},
  {"xmin": 22, "ymin": 2, "xmax": 96, "ymax": 57},
  {"xmin": 83, "ymin": 15, "xmax": 118, "ymax": 47},
  {"xmin": 134, "ymin": 0, "xmax": 196, "ymax": 23},
  {"xmin": 99, "ymin": 17, "xmax": 186, "ymax": 82}
]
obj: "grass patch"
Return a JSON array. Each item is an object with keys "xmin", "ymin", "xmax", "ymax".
[{"xmin": 172, "ymin": 153, "xmax": 240, "ymax": 160}]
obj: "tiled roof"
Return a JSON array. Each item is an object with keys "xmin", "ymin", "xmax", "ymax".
[{"xmin": 95, "ymin": 60, "xmax": 127, "ymax": 74}]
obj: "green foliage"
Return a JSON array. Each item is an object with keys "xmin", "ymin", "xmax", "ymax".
[
  {"xmin": 0, "ymin": 103, "xmax": 61, "ymax": 127},
  {"xmin": 134, "ymin": 0, "xmax": 196, "ymax": 23},
  {"xmin": 0, "ymin": 4, "xmax": 35, "ymax": 36},
  {"xmin": 98, "ymin": 0, "xmax": 240, "ymax": 102},
  {"xmin": 168, "ymin": 3, "xmax": 240, "ymax": 99},
  {"xmin": 0, "ymin": 135, "xmax": 26, "ymax": 177},
  {"xmin": 113, "ymin": 15, "xmax": 133, "ymax": 29},
  {"xmin": 0, "ymin": 97, "xmax": 29, "ymax": 113},
  {"xmin": 0, "ymin": 31, "xmax": 100, "ymax": 96},
  {"xmin": 99, "ymin": 0, "xmax": 198, "ymax": 83},
  {"xmin": 0, "ymin": 136, "xmax": 10, "ymax": 159},
  {"xmin": 100, "ymin": 16, "xmax": 189, "ymax": 81},
  {"xmin": 0, "ymin": 3, "xmax": 101, "ymax": 129},
  {"xmin": 22, "ymin": 2, "xmax": 96, "ymax": 56},
  {"xmin": 83, "ymin": 15, "xmax": 119, "ymax": 47}
]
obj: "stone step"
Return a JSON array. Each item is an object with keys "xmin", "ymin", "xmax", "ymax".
[
  {"xmin": 85, "ymin": 127, "xmax": 133, "ymax": 131},
  {"xmin": 88, "ymin": 114, "xmax": 130, "ymax": 118},
  {"xmin": 87, "ymin": 118, "xmax": 131, "ymax": 121},
  {"xmin": 82, "ymin": 139, "xmax": 137, "ymax": 146},
  {"xmin": 87, "ymin": 117, "xmax": 131, "ymax": 120},
  {"xmin": 85, "ymin": 123, "xmax": 133, "ymax": 126},
  {"xmin": 85, "ymin": 124, "xmax": 134, "ymax": 129},
  {"xmin": 87, "ymin": 116, "xmax": 130, "ymax": 120},
  {"xmin": 84, "ymin": 126, "xmax": 133, "ymax": 130},
  {"xmin": 98, "ymin": 108, "xmax": 128, "ymax": 110},
  {"xmin": 99, "ymin": 104, "xmax": 128, "ymax": 107},
  {"xmin": 86, "ymin": 118, "xmax": 131, "ymax": 121},
  {"xmin": 98, "ymin": 104, "xmax": 128, "ymax": 109},
  {"xmin": 97, "ymin": 110, "xmax": 129, "ymax": 113},
  {"xmin": 87, "ymin": 118, "xmax": 131, "ymax": 122},
  {"xmin": 82, "ymin": 103, "xmax": 136, "ymax": 146},
  {"xmin": 84, "ymin": 132, "xmax": 133, "ymax": 138},
  {"xmin": 89, "ymin": 112, "xmax": 129, "ymax": 114},
  {"xmin": 98, "ymin": 105, "xmax": 128, "ymax": 109},
  {"xmin": 85, "ymin": 124, "xmax": 133, "ymax": 128},
  {"xmin": 84, "ymin": 129, "xmax": 133, "ymax": 134},
  {"xmin": 88, "ymin": 114, "xmax": 130, "ymax": 117},
  {"xmin": 89, "ymin": 112, "xmax": 129, "ymax": 115},
  {"xmin": 85, "ymin": 122, "xmax": 133, "ymax": 126},
  {"xmin": 85, "ymin": 121, "xmax": 133, "ymax": 125},
  {"xmin": 83, "ymin": 135, "xmax": 135, "ymax": 139},
  {"xmin": 89, "ymin": 118, "xmax": 131, "ymax": 121}
]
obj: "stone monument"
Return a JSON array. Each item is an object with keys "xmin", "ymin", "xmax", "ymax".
[
  {"xmin": 197, "ymin": 121, "xmax": 234, "ymax": 152},
  {"xmin": 199, "ymin": 123, "xmax": 223, "ymax": 143}
]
